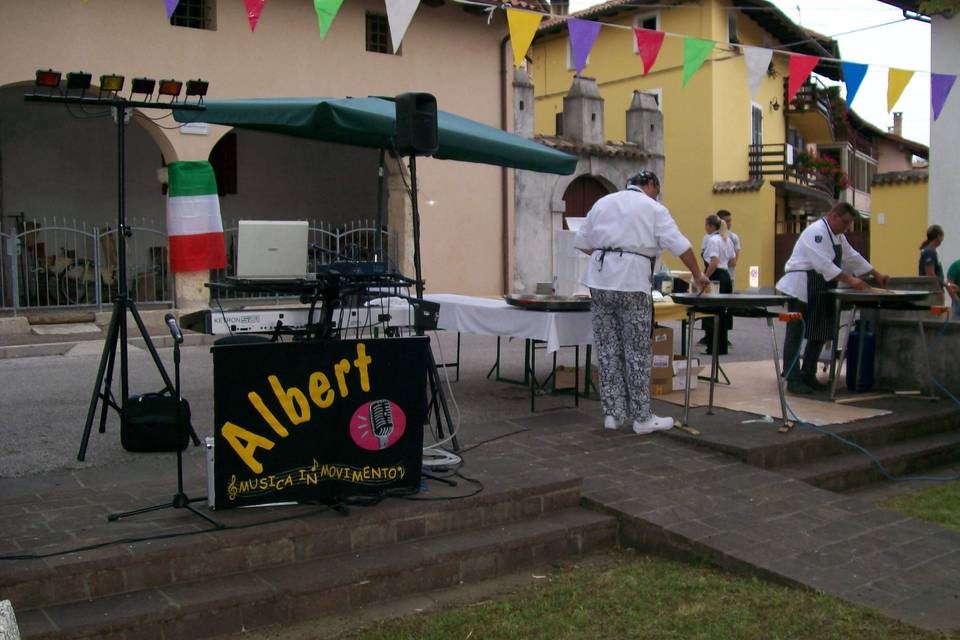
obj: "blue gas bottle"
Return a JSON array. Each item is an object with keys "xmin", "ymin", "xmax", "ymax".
[{"xmin": 845, "ymin": 319, "xmax": 876, "ymax": 392}]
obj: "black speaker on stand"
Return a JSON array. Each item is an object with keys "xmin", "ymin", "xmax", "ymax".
[{"xmin": 391, "ymin": 93, "xmax": 456, "ymax": 449}]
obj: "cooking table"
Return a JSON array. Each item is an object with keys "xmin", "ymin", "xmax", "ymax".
[
  {"xmin": 828, "ymin": 289, "xmax": 936, "ymax": 399},
  {"xmin": 671, "ymin": 293, "xmax": 791, "ymax": 428}
]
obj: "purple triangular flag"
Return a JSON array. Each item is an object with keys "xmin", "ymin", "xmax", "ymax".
[
  {"xmin": 568, "ymin": 18, "xmax": 602, "ymax": 77},
  {"xmin": 164, "ymin": 0, "xmax": 181, "ymax": 19},
  {"xmin": 932, "ymin": 73, "xmax": 956, "ymax": 121}
]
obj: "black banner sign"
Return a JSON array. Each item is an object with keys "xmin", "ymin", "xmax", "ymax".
[{"xmin": 211, "ymin": 337, "xmax": 428, "ymax": 509}]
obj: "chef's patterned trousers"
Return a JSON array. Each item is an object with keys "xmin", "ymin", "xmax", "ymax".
[{"xmin": 589, "ymin": 288, "xmax": 653, "ymax": 423}]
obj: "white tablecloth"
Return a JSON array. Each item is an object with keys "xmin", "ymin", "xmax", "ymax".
[{"xmin": 425, "ymin": 294, "xmax": 593, "ymax": 353}]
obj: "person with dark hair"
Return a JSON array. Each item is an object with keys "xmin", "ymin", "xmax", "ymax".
[
  {"xmin": 574, "ymin": 170, "xmax": 711, "ymax": 434},
  {"xmin": 716, "ymin": 209, "xmax": 740, "ymax": 287},
  {"xmin": 776, "ymin": 202, "xmax": 889, "ymax": 394},
  {"xmin": 700, "ymin": 214, "xmax": 735, "ymax": 355},
  {"xmin": 918, "ymin": 225, "xmax": 958, "ymax": 308}
]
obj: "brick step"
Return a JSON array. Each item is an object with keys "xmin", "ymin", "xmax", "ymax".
[
  {"xmin": 2, "ymin": 477, "xmax": 582, "ymax": 612},
  {"xmin": 776, "ymin": 428, "xmax": 960, "ymax": 492},
  {"xmin": 17, "ymin": 507, "xmax": 617, "ymax": 640}
]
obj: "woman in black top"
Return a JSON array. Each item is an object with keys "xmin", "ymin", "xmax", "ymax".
[{"xmin": 919, "ymin": 225, "xmax": 945, "ymax": 282}]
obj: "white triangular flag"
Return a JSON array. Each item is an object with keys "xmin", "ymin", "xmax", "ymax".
[
  {"xmin": 743, "ymin": 45, "xmax": 773, "ymax": 100},
  {"xmin": 385, "ymin": 0, "xmax": 419, "ymax": 50}
]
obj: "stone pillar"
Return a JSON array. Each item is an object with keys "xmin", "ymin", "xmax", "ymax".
[
  {"xmin": 513, "ymin": 68, "xmax": 535, "ymax": 139},
  {"xmin": 386, "ymin": 158, "xmax": 415, "ymax": 279},
  {"xmin": 626, "ymin": 90, "xmax": 663, "ymax": 155},
  {"xmin": 562, "ymin": 76, "xmax": 604, "ymax": 145}
]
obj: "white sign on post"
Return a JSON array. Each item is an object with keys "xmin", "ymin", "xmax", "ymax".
[{"xmin": 749, "ymin": 266, "xmax": 760, "ymax": 289}]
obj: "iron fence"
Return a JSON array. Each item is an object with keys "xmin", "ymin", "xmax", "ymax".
[
  {"xmin": 0, "ymin": 217, "xmax": 396, "ymax": 311},
  {"xmin": 0, "ymin": 216, "xmax": 172, "ymax": 313}
]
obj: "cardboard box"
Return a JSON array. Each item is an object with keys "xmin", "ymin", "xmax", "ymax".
[
  {"xmin": 650, "ymin": 326, "xmax": 674, "ymax": 382},
  {"xmin": 670, "ymin": 356, "xmax": 704, "ymax": 392},
  {"xmin": 554, "ymin": 364, "xmax": 598, "ymax": 391}
]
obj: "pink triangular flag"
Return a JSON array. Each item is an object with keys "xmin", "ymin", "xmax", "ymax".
[
  {"xmin": 787, "ymin": 54, "xmax": 820, "ymax": 102},
  {"xmin": 634, "ymin": 28, "xmax": 665, "ymax": 77},
  {"xmin": 243, "ymin": 0, "xmax": 265, "ymax": 32}
]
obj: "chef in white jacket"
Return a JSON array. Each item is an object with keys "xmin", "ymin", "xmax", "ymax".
[
  {"xmin": 574, "ymin": 171, "xmax": 710, "ymax": 434},
  {"xmin": 776, "ymin": 202, "xmax": 889, "ymax": 394}
]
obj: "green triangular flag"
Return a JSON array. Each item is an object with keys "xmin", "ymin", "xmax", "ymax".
[
  {"xmin": 682, "ymin": 37, "xmax": 714, "ymax": 87},
  {"xmin": 314, "ymin": 0, "xmax": 344, "ymax": 39}
]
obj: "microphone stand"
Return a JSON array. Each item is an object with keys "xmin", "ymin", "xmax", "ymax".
[{"xmin": 108, "ymin": 315, "xmax": 223, "ymax": 529}]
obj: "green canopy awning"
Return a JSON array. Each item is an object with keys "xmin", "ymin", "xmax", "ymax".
[{"xmin": 173, "ymin": 97, "xmax": 577, "ymax": 175}]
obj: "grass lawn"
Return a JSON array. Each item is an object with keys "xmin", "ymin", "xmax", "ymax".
[
  {"xmin": 340, "ymin": 552, "xmax": 952, "ymax": 640},
  {"xmin": 880, "ymin": 481, "xmax": 960, "ymax": 532}
]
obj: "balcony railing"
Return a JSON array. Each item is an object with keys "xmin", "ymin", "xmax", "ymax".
[{"xmin": 748, "ymin": 143, "xmax": 837, "ymax": 198}]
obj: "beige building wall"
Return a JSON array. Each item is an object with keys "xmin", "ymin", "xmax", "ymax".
[{"xmin": 1, "ymin": 0, "xmax": 511, "ymax": 300}]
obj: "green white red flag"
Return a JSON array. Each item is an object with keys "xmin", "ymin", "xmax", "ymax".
[{"xmin": 166, "ymin": 161, "xmax": 226, "ymax": 272}]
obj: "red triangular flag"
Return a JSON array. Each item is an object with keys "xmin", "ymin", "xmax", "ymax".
[
  {"xmin": 244, "ymin": 0, "xmax": 265, "ymax": 32},
  {"xmin": 787, "ymin": 54, "xmax": 820, "ymax": 102},
  {"xmin": 634, "ymin": 28, "xmax": 665, "ymax": 77}
]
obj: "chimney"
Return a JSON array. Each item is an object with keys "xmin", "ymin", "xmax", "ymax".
[
  {"xmin": 562, "ymin": 76, "xmax": 604, "ymax": 145},
  {"xmin": 893, "ymin": 112, "xmax": 903, "ymax": 137},
  {"xmin": 626, "ymin": 90, "xmax": 663, "ymax": 155},
  {"xmin": 513, "ymin": 68, "xmax": 535, "ymax": 138}
]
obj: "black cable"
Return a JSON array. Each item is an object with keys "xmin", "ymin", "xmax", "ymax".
[
  {"xmin": 401, "ymin": 471, "xmax": 484, "ymax": 501},
  {"xmin": 457, "ymin": 427, "xmax": 531, "ymax": 454}
]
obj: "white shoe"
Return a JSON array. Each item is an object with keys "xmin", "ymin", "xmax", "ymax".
[
  {"xmin": 603, "ymin": 415, "xmax": 623, "ymax": 430},
  {"xmin": 633, "ymin": 415, "xmax": 674, "ymax": 435}
]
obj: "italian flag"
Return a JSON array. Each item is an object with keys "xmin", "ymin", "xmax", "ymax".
[{"xmin": 166, "ymin": 161, "xmax": 227, "ymax": 272}]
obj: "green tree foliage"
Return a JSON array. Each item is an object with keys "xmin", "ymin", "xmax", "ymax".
[{"xmin": 919, "ymin": 0, "xmax": 959, "ymax": 16}]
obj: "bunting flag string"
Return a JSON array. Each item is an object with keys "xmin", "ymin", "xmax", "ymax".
[
  {"xmin": 243, "ymin": 0, "xmax": 266, "ymax": 32},
  {"xmin": 931, "ymin": 73, "xmax": 956, "ymax": 122},
  {"xmin": 841, "ymin": 61, "xmax": 869, "ymax": 108},
  {"xmin": 681, "ymin": 37, "xmax": 714, "ymax": 87},
  {"xmin": 567, "ymin": 18, "xmax": 601, "ymax": 77},
  {"xmin": 787, "ymin": 54, "xmax": 820, "ymax": 102},
  {"xmin": 633, "ymin": 28, "xmax": 665, "ymax": 77},
  {"xmin": 743, "ymin": 45, "xmax": 773, "ymax": 100},
  {"xmin": 164, "ymin": 0, "xmax": 180, "ymax": 19},
  {"xmin": 887, "ymin": 68, "xmax": 915, "ymax": 113},
  {"xmin": 506, "ymin": 9, "xmax": 542, "ymax": 69},
  {"xmin": 385, "ymin": 0, "xmax": 420, "ymax": 50},
  {"xmin": 313, "ymin": 0, "xmax": 344, "ymax": 39}
]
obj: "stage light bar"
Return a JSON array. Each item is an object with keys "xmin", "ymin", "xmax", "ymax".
[
  {"xmin": 185, "ymin": 79, "xmax": 208, "ymax": 103},
  {"xmin": 66, "ymin": 71, "xmax": 92, "ymax": 92},
  {"xmin": 130, "ymin": 77, "xmax": 156, "ymax": 100},
  {"xmin": 35, "ymin": 69, "xmax": 62, "ymax": 88},
  {"xmin": 158, "ymin": 79, "xmax": 183, "ymax": 101},
  {"xmin": 99, "ymin": 74, "xmax": 125, "ymax": 94}
]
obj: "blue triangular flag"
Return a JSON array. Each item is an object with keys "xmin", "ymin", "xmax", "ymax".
[{"xmin": 842, "ymin": 61, "xmax": 869, "ymax": 108}]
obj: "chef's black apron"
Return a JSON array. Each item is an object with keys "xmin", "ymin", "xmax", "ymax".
[
  {"xmin": 794, "ymin": 219, "xmax": 843, "ymax": 341},
  {"xmin": 596, "ymin": 247, "xmax": 658, "ymax": 336}
]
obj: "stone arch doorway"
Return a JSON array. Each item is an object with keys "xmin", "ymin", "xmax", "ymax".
[{"xmin": 562, "ymin": 175, "xmax": 611, "ymax": 228}]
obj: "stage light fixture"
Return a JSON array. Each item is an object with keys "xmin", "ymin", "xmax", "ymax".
[
  {"xmin": 158, "ymin": 79, "xmax": 183, "ymax": 102},
  {"xmin": 99, "ymin": 74, "xmax": 125, "ymax": 95},
  {"xmin": 130, "ymin": 77, "xmax": 156, "ymax": 100},
  {"xmin": 66, "ymin": 71, "xmax": 92, "ymax": 96},
  {"xmin": 34, "ymin": 69, "xmax": 62, "ymax": 89},
  {"xmin": 185, "ymin": 79, "xmax": 208, "ymax": 103}
]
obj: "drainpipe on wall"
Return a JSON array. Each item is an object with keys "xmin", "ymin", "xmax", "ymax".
[{"xmin": 500, "ymin": 34, "xmax": 511, "ymax": 295}]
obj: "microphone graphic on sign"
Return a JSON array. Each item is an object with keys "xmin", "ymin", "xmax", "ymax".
[{"xmin": 369, "ymin": 399, "xmax": 395, "ymax": 450}]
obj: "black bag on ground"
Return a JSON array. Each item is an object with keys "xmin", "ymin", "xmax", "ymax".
[{"xmin": 122, "ymin": 392, "xmax": 191, "ymax": 452}]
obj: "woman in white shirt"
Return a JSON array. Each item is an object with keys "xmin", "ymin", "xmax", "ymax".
[
  {"xmin": 701, "ymin": 215, "xmax": 735, "ymax": 355},
  {"xmin": 574, "ymin": 171, "xmax": 710, "ymax": 435}
]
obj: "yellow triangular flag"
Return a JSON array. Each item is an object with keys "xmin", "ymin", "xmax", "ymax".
[
  {"xmin": 887, "ymin": 68, "xmax": 915, "ymax": 113},
  {"xmin": 507, "ymin": 9, "xmax": 542, "ymax": 69}
]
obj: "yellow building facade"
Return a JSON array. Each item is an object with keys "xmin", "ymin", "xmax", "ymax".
[
  {"xmin": 530, "ymin": 1, "xmax": 839, "ymax": 288},
  {"xmin": 870, "ymin": 174, "xmax": 930, "ymax": 277}
]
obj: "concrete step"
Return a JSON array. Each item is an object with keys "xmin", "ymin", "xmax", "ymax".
[
  {"xmin": 16, "ymin": 507, "xmax": 617, "ymax": 640},
  {"xmin": 776, "ymin": 428, "xmax": 960, "ymax": 492},
  {"xmin": 2, "ymin": 477, "xmax": 582, "ymax": 612}
]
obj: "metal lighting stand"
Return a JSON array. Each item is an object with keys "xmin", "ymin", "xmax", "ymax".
[
  {"xmin": 24, "ymin": 92, "xmax": 206, "ymax": 460},
  {"xmin": 108, "ymin": 315, "xmax": 223, "ymax": 528}
]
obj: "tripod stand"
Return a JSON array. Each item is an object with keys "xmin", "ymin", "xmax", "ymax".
[
  {"xmin": 67, "ymin": 97, "xmax": 202, "ymax": 460},
  {"xmin": 109, "ymin": 314, "xmax": 222, "ymax": 529}
]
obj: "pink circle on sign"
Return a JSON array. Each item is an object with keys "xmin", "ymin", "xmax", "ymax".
[{"xmin": 349, "ymin": 399, "xmax": 407, "ymax": 451}]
